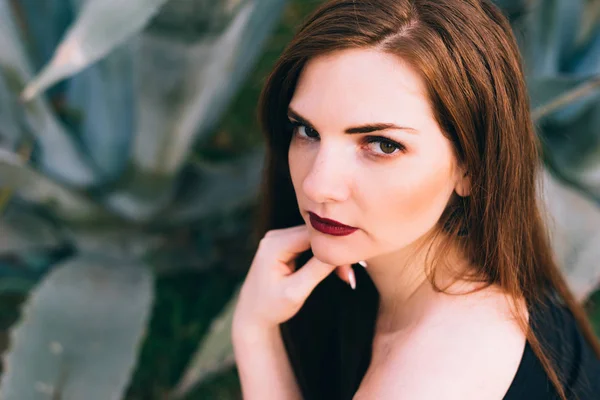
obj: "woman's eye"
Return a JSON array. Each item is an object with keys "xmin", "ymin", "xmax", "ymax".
[
  {"xmin": 289, "ymin": 121, "xmax": 318, "ymax": 139},
  {"xmin": 288, "ymin": 120, "xmax": 405, "ymax": 157},
  {"xmin": 365, "ymin": 137, "xmax": 405, "ymax": 156}
]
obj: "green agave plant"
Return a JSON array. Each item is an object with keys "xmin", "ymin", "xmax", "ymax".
[
  {"xmin": 0, "ymin": 0, "xmax": 598, "ymax": 399},
  {"xmin": 0, "ymin": 0, "xmax": 287, "ymax": 398}
]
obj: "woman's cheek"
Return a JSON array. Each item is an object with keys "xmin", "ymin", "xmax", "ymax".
[{"xmin": 367, "ymin": 164, "xmax": 454, "ymax": 237}]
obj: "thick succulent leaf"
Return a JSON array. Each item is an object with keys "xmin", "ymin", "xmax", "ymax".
[
  {"xmin": 0, "ymin": 254, "xmax": 154, "ymax": 400},
  {"xmin": 65, "ymin": 43, "xmax": 134, "ymax": 182},
  {"xmin": 0, "ymin": 276, "xmax": 36, "ymax": 295},
  {"xmin": 161, "ymin": 147, "xmax": 264, "ymax": 225},
  {"xmin": 0, "ymin": 206, "xmax": 63, "ymax": 255},
  {"xmin": 0, "ymin": 73, "xmax": 22, "ymax": 151},
  {"xmin": 61, "ymin": 226, "xmax": 162, "ymax": 261},
  {"xmin": 530, "ymin": 76, "xmax": 600, "ymax": 122},
  {"xmin": 15, "ymin": 0, "xmax": 136, "ymax": 182},
  {"xmin": 523, "ymin": 0, "xmax": 584, "ymax": 76},
  {"xmin": 131, "ymin": 0, "xmax": 287, "ymax": 176},
  {"xmin": 14, "ymin": 0, "xmax": 74, "ymax": 73},
  {"xmin": 570, "ymin": 32, "xmax": 600, "ymax": 77},
  {"xmin": 492, "ymin": 0, "xmax": 527, "ymax": 12},
  {"xmin": 171, "ymin": 285, "xmax": 240, "ymax": 398},
  {"xmin": 94, "ymin": 0, "xmax": 287, "ymax": 220},
  {"xmin": 102, "ymin": 146, "xmax": 264, "ymax": 222},
  {"xmin": 501, "ymin": 0, "xmax": 599, "ymax": 78},
  {"xmin": 0, "ymin": 244, "xmax": 73, "ymax": 287},
  {"xmin": 100, "ymin": 166, "xmax": 177, "ymax": 222},
  {"xmin": 540, "ymin": 167, "xmax": 600, "ymax": 301},
  {"xmin": 537, "ymin": 99, "xmax": 600, "ymax": 200},
  {"xmin": 21, "ymin": 0, "xmax": 168, "ymax": 101},
  {"xmin": 0, "ymin": 0, "xmax": 97, "ymax": 186},
  {"xmin": 567, "ymin": 2, "xmax": 600, "ymax": 76},
  {"xmin": 0, "ymin": 148, "xmax": 108, "ymax": 222},
  {"xmin": 499, "ymin": 1, "xmax": 600, "ymax": 101},
  {"xmin": 9, "ymin": 0, "xmax": 73, "ymax": 109}
]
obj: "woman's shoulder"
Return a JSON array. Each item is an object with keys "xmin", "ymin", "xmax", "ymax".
[{"xmin": 355, "ymin": 284, "xmax": 528, "ymax": 399}]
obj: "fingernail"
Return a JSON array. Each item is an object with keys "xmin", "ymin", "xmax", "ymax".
[
  {"xmin": 348, "ymin": 270, "xmax": 356, "ymax": 290},
  {"xmin": 358, "ymin": 260, "xmax": 367, "ymax": 268}
]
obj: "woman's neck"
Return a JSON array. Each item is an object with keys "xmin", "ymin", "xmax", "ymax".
[{"xmin": 365, "ymin": 234, "xmax": 476, "ymax": 334}]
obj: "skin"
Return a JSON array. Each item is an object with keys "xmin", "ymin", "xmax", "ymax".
[{"xmin": 286, "ymin": 48, "xmax": 529, "ymax": 399}]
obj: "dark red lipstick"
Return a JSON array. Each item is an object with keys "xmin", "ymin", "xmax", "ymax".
[{"xmin": 308, "ymin": 212, "xmax": 358, "ymax": 236}]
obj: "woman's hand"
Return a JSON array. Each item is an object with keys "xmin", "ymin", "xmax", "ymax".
[{"xmin": 232, "ymin": 224, "xmax": 355, "ymax": 335}]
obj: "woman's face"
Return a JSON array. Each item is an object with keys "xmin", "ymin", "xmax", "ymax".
[{"xmin": 288, "ymin": 48, "xmax": 468, "ymax": 266}]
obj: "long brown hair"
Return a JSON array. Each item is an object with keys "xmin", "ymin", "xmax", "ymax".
[{"xmin": 252, "ymin": 0, "xmax": 600, "ymax": 399}]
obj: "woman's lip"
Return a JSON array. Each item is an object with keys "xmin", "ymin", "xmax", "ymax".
[
  {"xmin": 308, "ymin": 212, "xmax": 358, "ymax": 236},
  {"xmin": 308, "ymin": 212, "xmax": 355, "ymax": 228}
]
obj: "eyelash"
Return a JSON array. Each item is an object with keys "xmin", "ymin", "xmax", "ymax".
[{"xmin": 286, "ymin": 120, "xmax": 407, "ymax": 158}]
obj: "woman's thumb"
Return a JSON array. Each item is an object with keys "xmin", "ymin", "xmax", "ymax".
[{"xmin": 282, "ymin": 256, "xmax": 338, "ymax": 302}]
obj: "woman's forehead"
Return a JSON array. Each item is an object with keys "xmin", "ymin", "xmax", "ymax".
[{"xmin": 289, "ymin": 49, "xmax": 435, "ymax": 132}]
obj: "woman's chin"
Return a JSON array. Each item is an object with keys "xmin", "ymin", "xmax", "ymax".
[{"xmin": 309, "ymin": 239, "xmax": 356, "ymax": 266}]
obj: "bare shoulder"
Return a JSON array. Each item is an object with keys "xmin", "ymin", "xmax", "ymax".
[{"xmin": 354, "ymin": 285, "xmax": 529, "ymax": 400}]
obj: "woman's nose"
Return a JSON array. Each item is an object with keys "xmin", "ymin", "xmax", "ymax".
[{"xmin": 301, "ymin": 148, "xmax": 351, "ymax": 203}]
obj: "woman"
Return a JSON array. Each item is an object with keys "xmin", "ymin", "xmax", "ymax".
[{"xmin": 232, "ymin": 0, "xmax": 600, "ymax": 399}]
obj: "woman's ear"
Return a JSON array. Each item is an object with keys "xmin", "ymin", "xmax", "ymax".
[{"xmin": 455, "ymin": 169, "xmax": 471, "ymax": 197}]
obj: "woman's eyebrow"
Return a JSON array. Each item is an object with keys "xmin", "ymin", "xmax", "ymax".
[{"xmin": 287, "ymin": 107, "xmax": 418, "ymax": 134}]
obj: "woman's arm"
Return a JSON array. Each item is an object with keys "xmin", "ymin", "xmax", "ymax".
[
  {"xmin": 231, "ymin": 225, "xmax": 347, "ymax": 399},
  {"xmin": 232, "ymin": 322, "xmax": 303, "ymax": 400}
]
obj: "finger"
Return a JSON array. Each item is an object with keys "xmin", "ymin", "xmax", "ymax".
[
  {"xmin": 337, "ymin": 265, "xmax": 356, "ymax": 289},
  {"xmin": 264, "ymin": 224, "xmax": 306, "ymax": 238},
  {"xmin": 283, "ymin": 256, "xmax": 338, "ymax": 301},
  {"xmin": 263, "ymin": 225, "xmax": 311, "ymax": 264},
  {"xmin": 335, "ymin": 265, "xmax": 352, "ymax": 285},
  {"xmin": 283, "ymin": 257, "xmax": 300, "ymax": 274}
]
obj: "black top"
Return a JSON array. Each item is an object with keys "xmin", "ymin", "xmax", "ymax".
[
  {"xmin": 280, "ymin": 262, "xmax": 600, "ymax": 400},
  {"xmin": 503, "ymin": 290, "xmax": 600, "ymax": 399}
]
